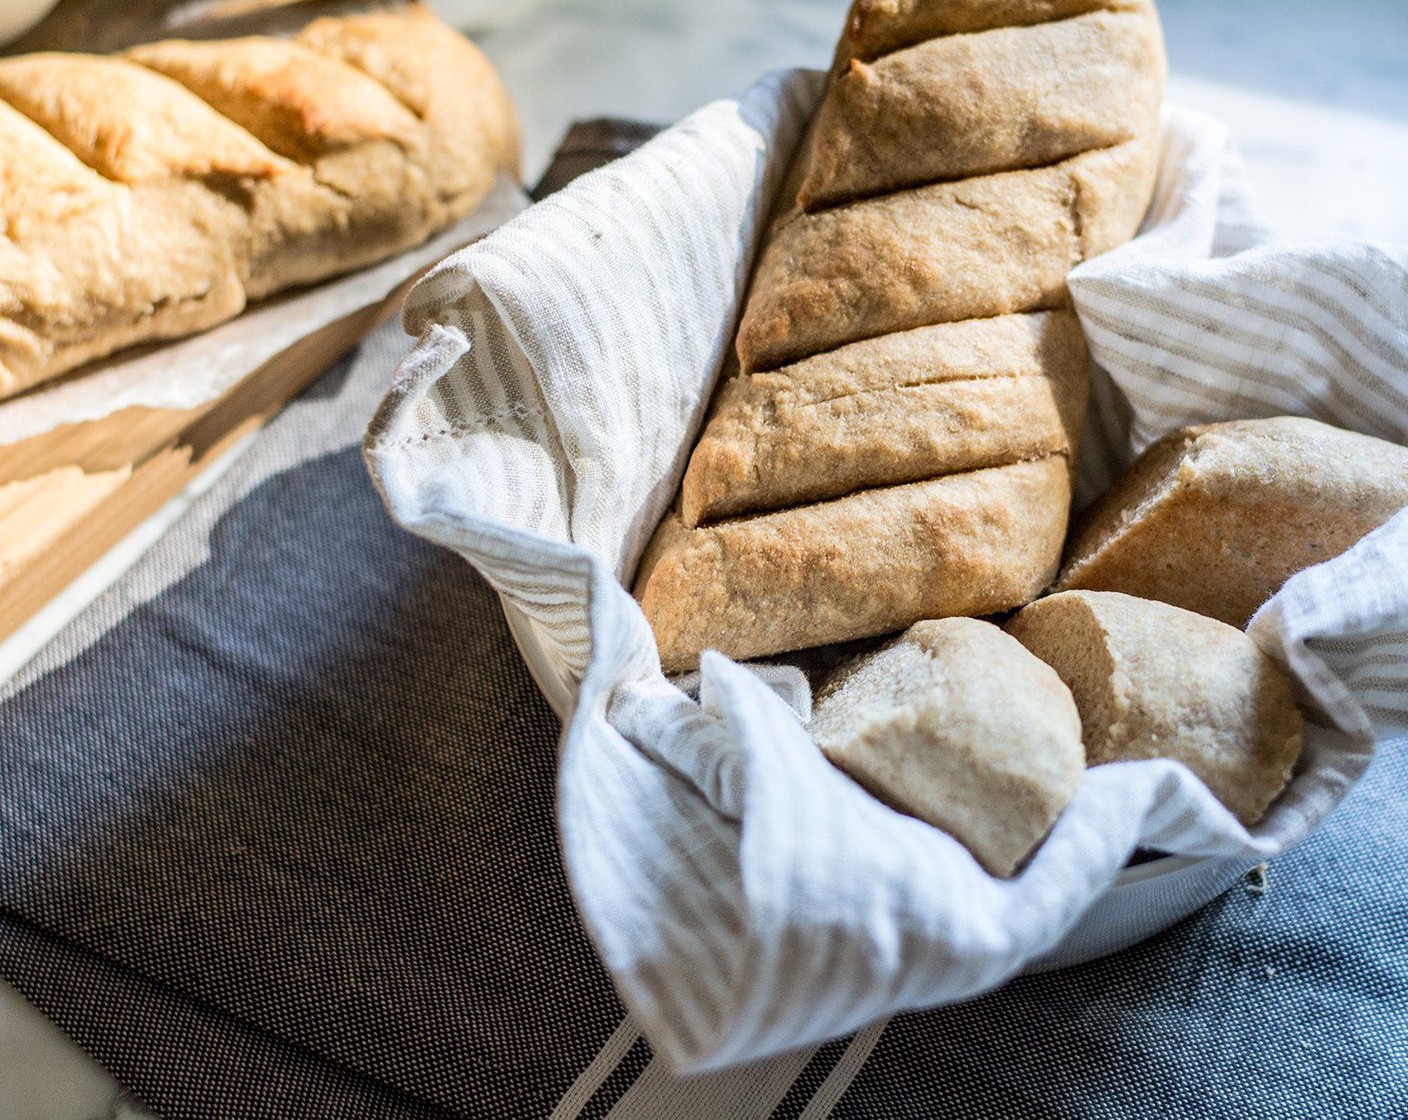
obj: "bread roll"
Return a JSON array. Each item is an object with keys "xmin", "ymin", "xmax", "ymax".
[
  {"xmin": 0, "ymin": 5, "xmax": 519, "ymax": 401},
  {"xmin": 683, "ymin": 308, "xmax": 1087, "ymax": 526},
  {"xmin": 813, "ymin": 617, "xmax": 1085, "ymax": 877},
  {"xmin": 637, "ymin": 456, "xmax": 1070, "ymax": 673},
  {"xmin": 803, "ymin": 10, "xmax": 1165, "ymax": 210},
  {"xmin": 1007, "ymin": 590, "xmax": 1303, "ymax": 826},
  {"xmin": 1059, "ymin": 417, "xmax": 1408, "ymax": 628}
]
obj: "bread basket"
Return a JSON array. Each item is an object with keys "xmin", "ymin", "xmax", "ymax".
[
  {"xmin": 502, "ymin": 599, "xmax": 1257, "ymax": 970},
  {"xmin": 366, "ymin": 69, "xmax": 1406, "ymax": 1071}
]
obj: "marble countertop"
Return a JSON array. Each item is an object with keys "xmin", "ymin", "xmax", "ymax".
[{"xmin": 3, "ymin": 1, "xmax": 1406, "ymax": 1116}]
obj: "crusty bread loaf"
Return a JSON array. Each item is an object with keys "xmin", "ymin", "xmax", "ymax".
[
  {"xmin": 1007, "ymin": 590, "xmax": 1303, "ymax": 827},
  {"xmin": 1058, "ymin": 417, "xmax": 1408, "ymax": 628},
  {"xmin": 736, "ymin": 135, "xmax": 1157, "ymax": 374},
  {"xmin": 682, "ymin": 308, "xmax": 1087, "ymax": 526},
  {"xmin": 836, "ymin": 0, "xmax": 1153, "ymax": 63},
  {"xmin": 0, "ymin": 93, "xmax": 251, "ymax": 388},
  {"xmin": 813, "ymin": 617, "xmax": 1084, "ymax": 877},
  {"xmin": 0, "ymin": 5, "xmax": 519, "ymax": 401},
  {"xmin": 637, "ymin": 1, "xmax": 1164, "ymax": 668},
  {"xmin": 804, "ymin": 9, "xmax": 1165, "ymax": 210},
  {"xmin": 637, "ymin": 456, "xmax": 1070, "ymax": 673}
]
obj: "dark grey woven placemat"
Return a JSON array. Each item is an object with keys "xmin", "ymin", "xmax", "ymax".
[{"xmin": 0, "ymin": 326, "xmax": 630, "ymax": 1118}]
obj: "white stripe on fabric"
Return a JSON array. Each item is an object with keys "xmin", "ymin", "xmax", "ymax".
[
  {"xmin": 605, "ymin": 1047, "xmax": 818, "ymax": 1120},
  {"xmin": 549, "ymin": 1015, "xmax": 642, "ymax": 1120},
  {"xmin": 796, "ymin": 1019, "xmax": 891, "ymax": 1120}
]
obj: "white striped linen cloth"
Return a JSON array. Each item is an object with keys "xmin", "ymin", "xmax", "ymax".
[{"xmin": 363, "ymin": 70, "xmax": 1408, "ymax": 1073}]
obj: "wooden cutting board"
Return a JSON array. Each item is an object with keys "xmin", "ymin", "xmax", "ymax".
[
  {"xmin": 0, "ymin": 3, "xmax": 404, "ymax": 644},
  {"xmin": 0, "ymin": 117, "xmax": 633, "ymax": 646},
  {"xmin": 0, "ymin": 292, "xmax": 400, "ymax": 643}
]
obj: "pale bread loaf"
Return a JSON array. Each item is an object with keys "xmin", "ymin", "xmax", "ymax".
[
  {"xmin": 1007, "ymin": 590, "xmax": 1303, "ymax": 827},
  {"xmin": 0, "ymin": 95, "xmax": 250, "ymax": 385},
  {"xmin": 813, "ymin": 617, "xmax": 1084, "ymax": 878},
  {"xmin": 0, "ymin": 5, "xmax": 519, "ymax": 400}
]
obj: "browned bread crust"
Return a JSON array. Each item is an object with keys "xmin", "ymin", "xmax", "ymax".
[
  {"xmin": 804, "ymin": 9, "xmax": 1165, "ymax": 210},
  {"xmin": 836, "ymin": 0, "xmax": 1154, "ymax": 64},
  {"xmin": 735, "ymin": 135, "xmax": 1157, "ymax": 374},
  {"xmin": 0, "ymin": 5, "xmax": 519, "ymax": 401},
  {"xmin": 683, "ymin": 308, "xmax": 1088, "ymax": 526},
  {"xmin": 637, "ymin": 456, "xmax": 1071, "ymax": 673},
  {"xmin": 636, "ymin": 2, "xmax": 1166, "ymax": 668}
]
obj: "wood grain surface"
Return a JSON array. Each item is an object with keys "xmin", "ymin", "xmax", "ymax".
[
  {"xmin": 0, "ymin": 0, "xmax": 530, "ymax": 645},
  {"xmin": 0, "ymin": 291, "xmax": 401, "ymax": 642}
]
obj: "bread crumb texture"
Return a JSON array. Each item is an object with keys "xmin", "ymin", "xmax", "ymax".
[
  {"xmin": 813, "ymin": 617, "xmax": 1084, "ymax": 877},
  {"xmin": 1008, "ymin": 589, "xmax": 1303, "ymax": 826}
]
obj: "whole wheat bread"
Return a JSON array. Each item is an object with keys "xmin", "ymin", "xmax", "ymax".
[
  {"xmin": 814, "ymin": 617, "xmax": 1084, "ymax": 877},
  {"xmin": 1007, "ymin": 590, "xmax": 1303, "ymax": 827}
]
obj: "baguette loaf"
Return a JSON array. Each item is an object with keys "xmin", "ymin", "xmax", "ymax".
[
  {"xmin": 1007, "ymin": 590, "xmax": 1303, "ymax": 827},
  {"xmin": 636, "ymin": 1, "xmax": 1164, "ymax": 668},
  {"xmin": 813, "ymin": 617, "xmax": 1084, "ymax": 877},
  {"xmin": 1058, "ymin": 417, "xmax": 1408, "ymax": 627},
  {"xmin": 804, "ymin": 9, "xmax": 1164, "ymax": 210},
  {"xmin": 0, "ymin": 5, "xmax": 519, "ymax": 401},
  {"xmin": 682, "ymin": 308, "xmax": 1087, "ymax": 526},
  {"xmin": 638, "ymin": 456, "xmax": 1070, "ymax": 673}
]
